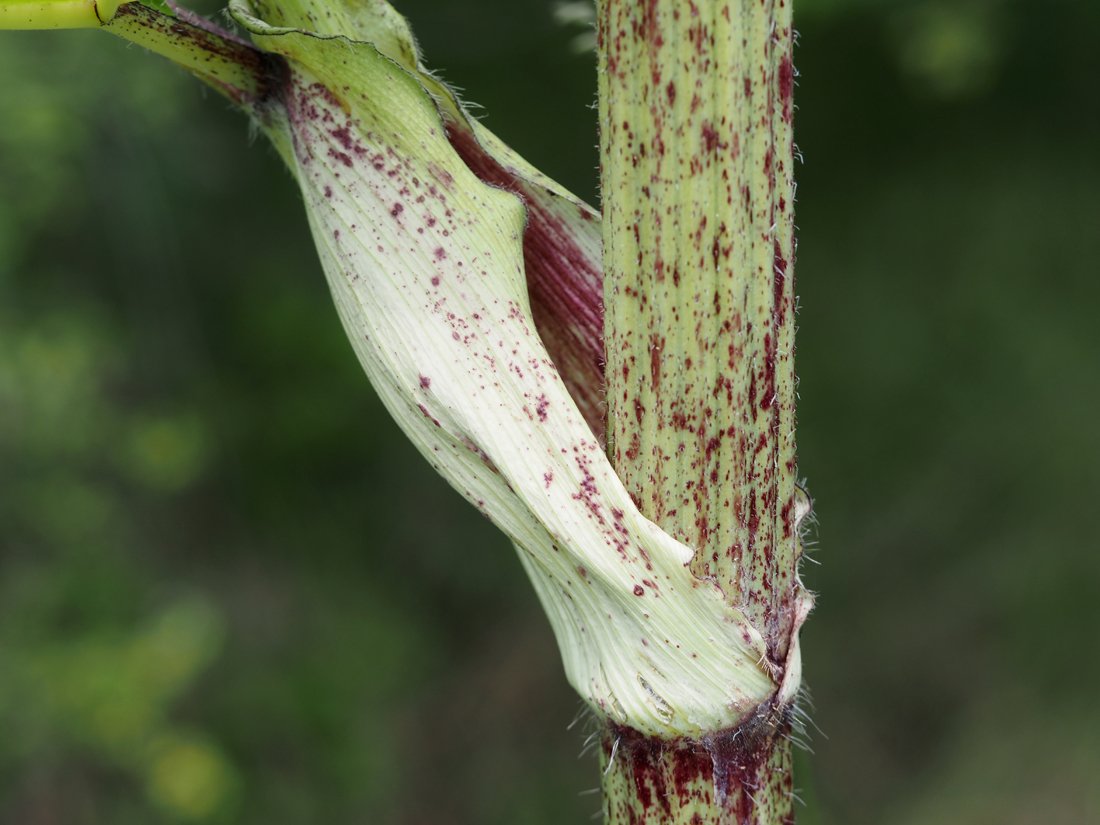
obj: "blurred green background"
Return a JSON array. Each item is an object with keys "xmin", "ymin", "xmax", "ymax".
[{"xmin": 1, "ymin": 0, "xmax": 1097, "ymax": 822}]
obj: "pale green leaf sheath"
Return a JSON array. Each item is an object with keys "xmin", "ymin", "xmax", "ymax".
[{"xmin": 228, "ymin": 0, "xmax": 777, "ymax": 739}]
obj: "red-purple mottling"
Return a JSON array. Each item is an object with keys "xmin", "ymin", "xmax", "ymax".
[
  {"xmin": 603, "ymin": 710, "xmax": 795, "ymax": 823},
  {"xmin": 701, "ymin": 121, "xmax": 720, "ymax": 154},
  {"xmin": 778, "ymin": 55, "xmax": 794, "ymax": 124},
  {"xmin": 444, "ymin": 123, "xmax": 606, "ymax": 440}
]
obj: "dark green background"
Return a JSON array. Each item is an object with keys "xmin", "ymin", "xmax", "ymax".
[{"xmin": 1, "ymin": 0, "xmax": 1097, "ymax": 822}]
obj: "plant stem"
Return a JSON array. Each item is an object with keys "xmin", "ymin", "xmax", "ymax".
[
  {"xmin": 597, "ymin": 0, "xmax": 803, "ymax": 822},
  {"xmin": 10, "ymin": 0, "xmax": 274, "ymax": 108},
  {"xmin": 103, "ymin": 2, "xmax": 275, "ymax": 107}
]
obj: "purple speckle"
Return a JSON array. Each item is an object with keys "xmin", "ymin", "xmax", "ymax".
[
  {"xmin": 327, "ymin": 148, "xmax": 353, "ymax": 168},
  {"xmin": 417, "ymin": 403, "xmax": 440, "ymax": 427},
  {"xmin": 331, "ymin": 124, "xmax": 354, "ymax": 150}
]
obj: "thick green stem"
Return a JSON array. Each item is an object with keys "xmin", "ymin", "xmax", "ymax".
[{"xmin": 598, "ymin": 0, "xmax": 804, "ymax": 822}]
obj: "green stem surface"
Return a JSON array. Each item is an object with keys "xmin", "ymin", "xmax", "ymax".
[{"xmin": 598, "ymin": 0, "xmax": 803, "ymax": 822}]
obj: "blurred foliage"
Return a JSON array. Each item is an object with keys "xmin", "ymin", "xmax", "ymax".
[{"xmin": 0, "ymin": 0, "xmax": 1097, "ymax": 823}]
